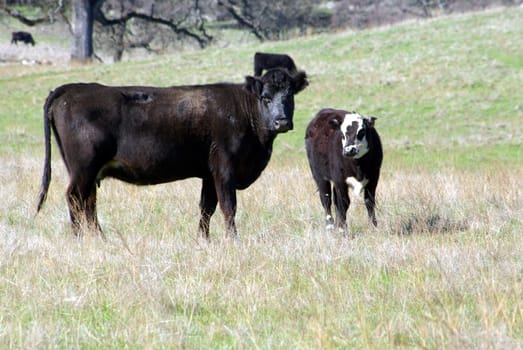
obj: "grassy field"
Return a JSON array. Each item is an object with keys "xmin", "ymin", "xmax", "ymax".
[{"xmin": 1, "ymin": 7, "xmax": 522, "ymax": 349}]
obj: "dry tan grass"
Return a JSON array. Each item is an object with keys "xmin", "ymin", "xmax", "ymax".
[
  {"xmin": 1, "ymin": 7, "xmax": 522, "ymax": 348},
  {"xmin": 1, "ymin": 152, "xmax": 522, "ymax": 348}
]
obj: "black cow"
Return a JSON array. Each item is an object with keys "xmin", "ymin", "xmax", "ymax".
[
  {"xmin": 305, "ymin": 109, "xmax": 383, "ymax": 232},
  {"xmin": 37, "ymin": 68, "xmax": 308, "ymax": 239},
  {"xmin": 11, "ymin": 31, "xmax": 35, "ymax": 46},
  {"xmin": 254, "ymin": 52, "xmax": 297, "ymax": 76}
]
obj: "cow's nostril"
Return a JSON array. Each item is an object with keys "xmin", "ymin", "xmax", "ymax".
[{"xmin": 274, "ymin": 119, "xmax": 292, "ymax": 132}]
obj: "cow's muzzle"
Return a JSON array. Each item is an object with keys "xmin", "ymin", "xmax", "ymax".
[
  {"xmin": 274, "ymin": 118, "xmax": 293, "ymax": 132},
  {"xmin": 343, "ymin": 146, "xmax": 359, "ymax": 157}
]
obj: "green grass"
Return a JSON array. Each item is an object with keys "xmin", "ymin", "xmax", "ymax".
[
  {"xmin": 2, "ymin": 7, "xmax": 521, "ymax": 166},
  {"xmin": 1, "ymin": 7, "xmax": 522, "ymax": 349}
]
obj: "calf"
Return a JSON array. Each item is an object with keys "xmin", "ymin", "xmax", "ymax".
[
  {"xmin": 36, "ymin": 68, "xmax": 308, "ymax": 239},
  {"xmin": 305, "ymin": 109, "xmax": 383, "ymax": 231},
  {"xmin": 253, "ymin": 52, "xmax": 297, "ymax": 76},
  {"xmin": 11, "ymin": 31, "xmax": 35, "ymax": 46}
]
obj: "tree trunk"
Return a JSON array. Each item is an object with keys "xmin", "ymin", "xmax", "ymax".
[
  {"xmin": 71, "ymin": 0, "xmax": 94, "ymax": 62},
  {"xmin": 113, "ymin": 23, "xmax": 125, "ymax": 62}
]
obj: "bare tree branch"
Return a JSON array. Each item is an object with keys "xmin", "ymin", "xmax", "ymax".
[
  {"xmin": 1, "ymin": 7, "xmax": 50, "ymax": 26},
  {"xmin": 93, "ymin": 1, "xmax": 212, "ymax": 49},
  {"xmin": 1, "ymin": 0, "xmax": 68, "ymax": 29},
  {"xmin": 217, "ymin": 0, "xmax": 265, "ymax": 41},
  {"xmin": 217, "ymin": 0, "xmax": 322, "ymax": 41}
]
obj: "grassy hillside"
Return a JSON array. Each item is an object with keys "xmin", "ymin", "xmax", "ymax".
[
  {"xmin": 0, "ymin": 7, "xmax": 522, "ymax": 349},
  {"xmin": 1, "ymin": 8, "xmax": 522, "ymax": 167}
]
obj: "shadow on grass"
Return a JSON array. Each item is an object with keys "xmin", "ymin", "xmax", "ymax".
[{"xmin": 392, "ymin": 212, "xmax": 469, "ymax": 235}]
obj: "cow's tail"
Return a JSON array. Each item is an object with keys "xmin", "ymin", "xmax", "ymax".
[{"xmin": 36, "ymin": 88, "xmax": 59, "ymax": 213}]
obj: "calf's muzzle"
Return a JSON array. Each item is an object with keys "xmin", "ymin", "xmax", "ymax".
[{"xmin": 343, "ymin": 145, "xmax": 359, "ymax": 157}]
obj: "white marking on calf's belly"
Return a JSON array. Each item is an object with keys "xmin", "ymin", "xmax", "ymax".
[{"xmin": 346, "ymin": 176, "xmax": 368, "ymax": 196}]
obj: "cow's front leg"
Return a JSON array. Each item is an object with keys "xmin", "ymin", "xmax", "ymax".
[
  {"xmin": 213, "ymin": 175, "xmax": 238, "ymax": 239},
  {"xmin": 218, "ymin": 186, "xmax": 238, "ymax": 238},
  {"xmin": 198, "ymin": 177, "xmax": 218, "ymax": 239},
  {"xmin": 210, "ymin": 151, "xmax": 239, "ymax": 238}
]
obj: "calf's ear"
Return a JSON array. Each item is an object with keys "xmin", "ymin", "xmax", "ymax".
[
  {"xmin": 245, "ymin": 76, "xmax": 263, "ymax": 97},
  {"xmin": 329, "ymin": 118, "xmax": 341, "ymax": 130},
  {"xmin": 367, "ymin": 116, "xmax": 377, "ymax": 128},
  {"xmin": 292, "ymin": 70, "xmax": 309, "ymax": 94}
]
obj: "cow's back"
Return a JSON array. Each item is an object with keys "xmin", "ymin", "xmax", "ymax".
[
  {"xmin": 47, "ymin": 82, "xmax": 263, "ymax": 184},
  {"xmin": 305, "ymin": 109, "xmax": 346, "ymax": 182},
  {"xmin": 49, "ymin": 82, "xmax": 253, "ymax": 138},
  {"xmin": 50, "ymin": 83, "xmax": 124, "ymax": 140}
]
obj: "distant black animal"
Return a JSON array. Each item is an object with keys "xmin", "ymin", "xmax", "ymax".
[
  {"xmin": 11, "ymin": 31, "xmax": 35, "ymax": 46},
  {"xmin": 254, "ymin": 52, "xmax": 297, "ymax": 76},
  {"xmin": 305, "ymin": 109, "xmax": 383, "ymax": 231},
  {"xmin": 37, "ymin": 68, "xmax": 308, "ymax": 239}
]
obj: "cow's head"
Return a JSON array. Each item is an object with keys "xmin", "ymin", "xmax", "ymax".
[
  {"xmin": 245, "ymin": 68, "xmax": 308, "ymax": 133},
  {"xmin": 330, "ymin": 112, "xmax": 376, "ymax": 159}
]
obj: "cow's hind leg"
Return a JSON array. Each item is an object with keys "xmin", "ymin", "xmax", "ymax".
[
  {"xmin": 316, "ymin": 179, "xmax": 334, "ymax": 229},
  {"xmin": 66, "ymin": 171, "xmax": 103, "ymax": 238},
  {"xmin": 198, "ymin": 177, "xmax": 218, "ymax": 239}
]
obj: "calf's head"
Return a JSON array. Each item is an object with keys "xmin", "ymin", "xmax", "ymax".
[
  {"xmin": 246, "ymin": 68, "xmax": 308, "ymax": 133},
  {"xmin": 330, "ymin": 112, "xmax": 377, "ymax": 159}
]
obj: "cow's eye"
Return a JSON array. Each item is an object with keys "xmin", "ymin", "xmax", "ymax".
[
  {"xmin": 261, "ymin": 93, "xmax": 272, "ymax": 103},
  {"xmin": 261, "ymin": 96, "xmax": 271, "ymax": 104},
  {"xmin": 357, "ymin": 129, "xmax": 365, "ymax": 140}
]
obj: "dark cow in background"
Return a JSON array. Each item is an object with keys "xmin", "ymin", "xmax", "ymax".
[
  {"xmin": 11, "ymin": 31, "xmax": 35, "ymax": 46},
  {"xmin": 37, "ymin": 68, "xmax": 308, "ymax": 239},
  {"xmin": 305, "ymin": 109, "xmax": 383, "ymax": 232},
  {"xmin": 254, "ymin": 52, "xmax": 297, "ymax": 76}
]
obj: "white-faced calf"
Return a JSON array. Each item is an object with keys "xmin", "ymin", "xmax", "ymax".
[{"xmin": 305, "ymin": 109, "xmax": 383, "ymax": 232}]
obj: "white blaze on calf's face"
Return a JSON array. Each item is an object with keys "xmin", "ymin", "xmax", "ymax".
[{"xmin": 340, "ymin": 113, "xmax": 369, "ymax": 159}]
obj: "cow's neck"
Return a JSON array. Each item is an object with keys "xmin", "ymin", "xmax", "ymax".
[
  {"xmin": 250, "ymin": 103, "xmax": 278, "ymax": 146},
  {"xmin": 354, "ymin": 151, "xmax": 373, "ymax": 174}
]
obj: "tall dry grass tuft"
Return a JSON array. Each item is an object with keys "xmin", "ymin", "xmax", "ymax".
[{"xmin": 376, "ymin": 166, "xmax": 523, "ymax": 236}]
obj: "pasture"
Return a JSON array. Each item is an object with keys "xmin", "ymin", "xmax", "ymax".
[{"xmin": 1, "ymin": 7, "xmax": 522, "ymax": 349}]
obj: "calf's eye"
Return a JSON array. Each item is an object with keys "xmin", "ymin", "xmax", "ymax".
[{"xmin": 357, "ymin": 129, "xmax": 365, "ymax": 140}]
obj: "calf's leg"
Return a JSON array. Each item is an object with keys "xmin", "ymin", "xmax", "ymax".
[
  {"xmin": 315, "ymin": 179, "xmax": 334, "ymax": 229},
  {"xmin": 333, "ymin": 184, "xmax": 350, "ymax": 231},
  {"xmin": 364, "ymin": 184, "xmax": 378, "ymax": 226}
]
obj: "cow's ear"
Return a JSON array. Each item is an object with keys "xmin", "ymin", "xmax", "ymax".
[
  {"xmin": 329, "ymin": 118, "xmax": 340, "ymax": 130},
  {"xmin": 368, "ymin": 116, "xmax": 377, "ymax": 128},
  {"xmin": 292, "ymin": 70, "xmax": 309, "ymax": 94},
  {"xmin": 245, "ymin": 76, "xmax": 263, "ymax": 97}
]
